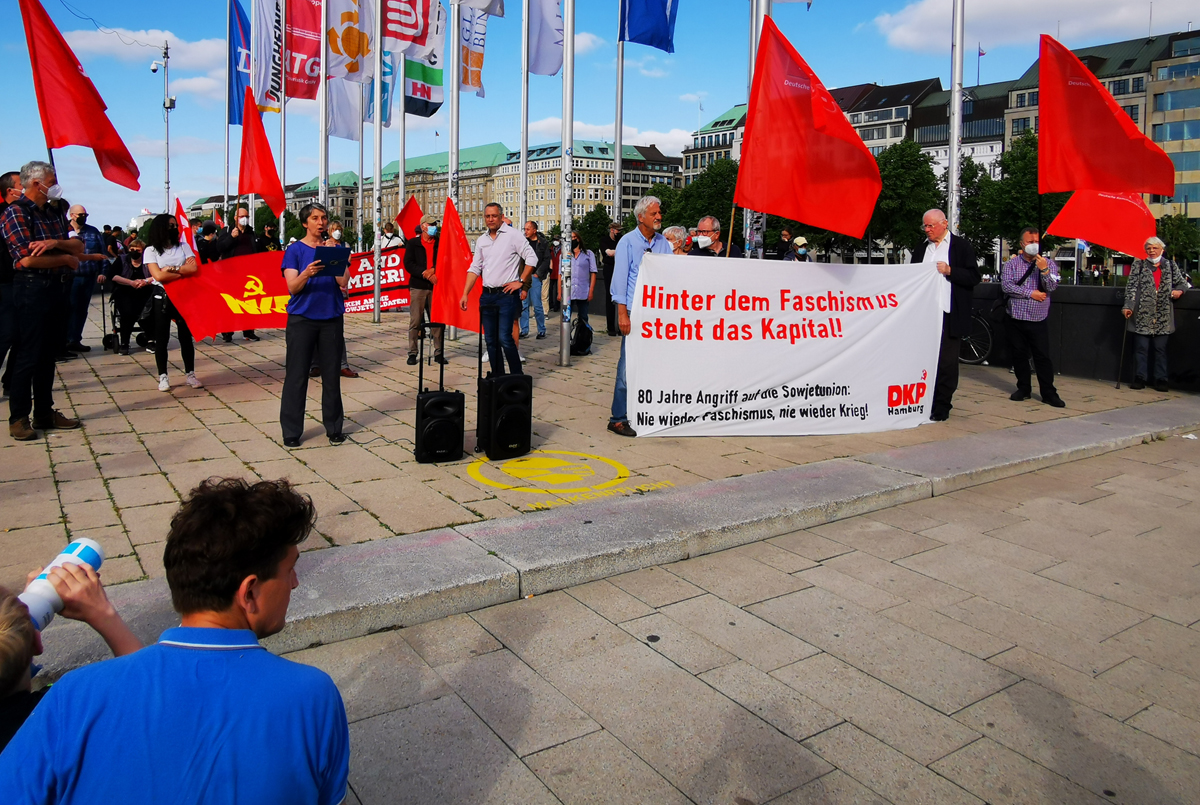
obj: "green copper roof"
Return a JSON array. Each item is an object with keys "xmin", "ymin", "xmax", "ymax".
[
  {"xmin": 294, "ymin": 171, "xmax": 360, "ymax": 194},
  {"xmin": 378, "ymin": 142, "xmax": 512, "ymax": 181},
  {"xmin": 917, "ymin": 79, "xmax": 1017, "ymax": 108},
  {"xmin": 698, "ymin": 104, "xmax": 747, "ymax": 134},
  {"xmin": 496, "ymin": 140, "xmax": 628, "ymax": 165},
  {"xmin": 1010, "ymin": 35, "xmax": 1173, "ymax": 90}
]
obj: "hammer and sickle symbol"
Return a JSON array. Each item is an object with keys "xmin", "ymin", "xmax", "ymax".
[{"xmin": 244, "ymin": 276, "xmax": 266, "ymax": 297}]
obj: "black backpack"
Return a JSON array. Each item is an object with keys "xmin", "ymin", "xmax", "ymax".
[{"xmin": 570, "ymin": 316, "xmax": 593, "ymax": 356}]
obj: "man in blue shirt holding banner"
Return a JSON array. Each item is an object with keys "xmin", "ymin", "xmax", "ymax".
[
  {"xmin": 0, "ymin": 478, "xmax": 350, "ymax": 805},
  {"xmin": 608, "ymin": 195, "xmax": 672, "ymax": 437}
]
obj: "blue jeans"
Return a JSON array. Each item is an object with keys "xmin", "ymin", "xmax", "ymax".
[
  {"xmin": 1133, "ymin": 333, "xmax": 1169, "ymax": 382},
  {"xmin": 520, "ymin": 275, "xmax": 545, "ymax": 336},
  {"xmin": 67, "ymin": 267, "xmax": 98, "ymax": 346},
  {"xmin": 479, "ymin": 290, "xmax": 523, "ymax": 376},
  {"xmin": 9, "ymin": 271, "xmax": 69, "ymax": 423},
  {"xmin": 610, "ymin": 336, "xmax": 628, "ymax": 424}
]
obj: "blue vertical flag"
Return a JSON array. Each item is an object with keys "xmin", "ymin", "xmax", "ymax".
[
  {"xmin": 227, "ymin": 0, "xmax": 252, "ymax": 125},
  {"xmin": 618, "ymin": 0, "xmax": 678, "ymax": 54}
]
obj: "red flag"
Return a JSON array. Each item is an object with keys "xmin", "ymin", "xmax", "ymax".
[
  {"xmin": 163, "ymin": 252, "xmax": 289, "ymax": 340},
  {"xmin": 214, "ymin": 210, "xmax": 225, "ymax": 228},
  {"xmin": 1046, "ymin": 190, "xmax": 1155, "ymax": 260},
  {"xmin": 237, "ymin": 88, "xmax": 286, "ymax": 216},
  {"xmin": 1039, "ymin": 35, "xmax": 1173, "ymax": 196},
  {"xmin": 432, "ymin": 198, "xmax": 481, "ymax": 333},
  {"xmin": 18, "ymin": 0, "xmax": 140, "ymax": 191},
  {"xmin": 734, "ymin": 17, "xmax": 880, "ymax": 239},
  {"xmin": 174, "ymin": 198, "xmax": 198, "ymax": 256},
  {"xmin": 395, "ymin": 195, "xmax": 424, "ymax": 239}
]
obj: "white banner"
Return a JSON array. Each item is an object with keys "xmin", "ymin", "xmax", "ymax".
[
  {"xmin": 528, "ymin": 0, "xmax": 563, "ymax": 76},
  {"xmin": 327, "ymin": 77, "xmax": 363, "ymax": 141},
  {"xmin": 627, "ymin": 256, "xmax": 946, "ymax": 437},
  {"xmin": 326, "ymin": 0, "xmax": 377, "ymax": 82},
  {"xmin": 459, "ymin": 6, "xmax": 488, "ymax": 98},
  {"xmin": 252, "ymin": 0, "xmax": 284, "ymax": 112}
]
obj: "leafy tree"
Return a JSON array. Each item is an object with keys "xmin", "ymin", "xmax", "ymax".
[
  {"xmin": 980, "ymin": 131, "xmax": 1069, "ymax": 249},
  {"xmin": 575, "ymin": 203, "xmax": 612, "ymax": 251},
  {"xmin": 1157, "ymin": 212, "xmax": 1200, "ymax": 269},
  {"xmin": 869, "ymin": 139, "xmax": 941, "ymax": 257},
  {"xmin": 655, "ymin": 158, "xmax": 744, "ymax": 247},
  {"xmin": 955, "ymin": 156, "xmax": 997, "ymax": 264}
]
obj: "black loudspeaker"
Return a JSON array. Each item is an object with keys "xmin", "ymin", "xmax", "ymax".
[
  {"xmin": 475, "ymin": 323, "xmax": 532, "ymax": 461},
  {"xmin": 414, "ymin": 323, "xmax": 464, "ymax": 464}
]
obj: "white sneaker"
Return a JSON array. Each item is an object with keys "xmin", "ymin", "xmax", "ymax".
[
  {"xmin": 157, "ymin": 374, "xmax": 170, "ymax": 392},
  {"xmin": 519, "ymin": 352, "xmax": 526, "ymax": 363},
  {"xmin": 185, "ymin": 372, "xmax": 203, "ymax": 389}
]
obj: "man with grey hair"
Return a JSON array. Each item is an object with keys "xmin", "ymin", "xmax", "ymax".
[
  {"xmin": 911, "ymin": 208, "xmax": 979, "ymax": 421},
  {"xmin": 0, "ymin": 161, "xmax": 84, "ymax": 440},
  {"xmin": 690, "ymin": 215, "xmax": 743, "ymax": 258},
  {"xmin": 607, "ymin": 195, "xmax": 671, "ymax": 437}
]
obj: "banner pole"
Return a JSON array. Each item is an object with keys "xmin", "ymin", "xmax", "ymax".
[
  {"xmin": 279, "ymin": 0, "xmax": 287, "ymax": 239},
  {"xmin": 518, "ymin": 0, "xmax": 530, "ymax": 230},
  {"xmin": 318, "ymin": 0, "xmax": 330, "ymax": 206},
  {"xmin": 447, "ymin": 0, "xmax": 461, "ymax": 341},
  {"xmin": 558, "ymin": 0, "xmax": 574, "ymax": 366},
  {"xmin": 371, "ymin": 2, "xmax": 384, "ymax": 325},
  {"xmin": 614, "ymin": 39, "xmax": 623, "ymax": 227},
  {"xmin": 948, "ymin": 0, "xmax": 965, "ymax": 233}
]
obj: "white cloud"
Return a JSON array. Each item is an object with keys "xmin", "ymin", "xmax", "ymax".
[
  {"xmin": 623, "ymin": 54, "xmax": 670, "ymax": 79},
  {"xmin": 876, "ymin": 0, "xmax": 1194, "ymax": 53},
  {"xmin": 170, "ymin": 72, "xmax": 225, "ymax": 103},
  {"xmin": 576, "ymin": 32, "xmax": 605, "ymax": 55},
  {"xmin": 526, "ymin": 118, "xmax": 693, "ymax": 156},
  {"xmin": 63, "ymin": 28, "xmax": 224, "ymax": 72},
  {"xmin": 679, "ymin": 92, "xmax": 709, "ymax": 103}
]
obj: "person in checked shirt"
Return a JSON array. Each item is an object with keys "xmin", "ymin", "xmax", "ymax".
[{"xmin": 1000, "ymin": 227, "xmax": 1065, "ymax": 408}]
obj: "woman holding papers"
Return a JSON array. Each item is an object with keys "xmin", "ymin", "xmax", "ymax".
[{"xmin": 279, "ymin": 202, "xmax": 350, "ymax": 448}]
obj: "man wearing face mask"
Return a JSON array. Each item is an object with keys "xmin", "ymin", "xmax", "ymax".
[
  {"xmin": 690, "ymin": 216, "xmax": 743, "ymax": 259},
  {"xmin": 0, "ymin": 161, "xmax": 84, "ymax": 440},
  {"xmin": 65, "ymin": 205, "xmax": 109, "ymax": 355},
  {"xmin": 1001, "ymin": 228, "xmax": 1065, "ymax": 408},
  {"xmin": 404, "ymin": 215, "xmax": 444, "ymax": 366},
  {"xmin": 766, "ymin": 228, "xmax": 793, "ymax": 260},
  {"xmin": 785, "ymin": 236, "xmax": 812, "ymax": 263},
  {"xmin": 520, "ymin": 221, "xmax": 550, "ymax": 340},
  {"xmin": 217, "ymin": 206, "xmax": 260, "ymax": 343}
]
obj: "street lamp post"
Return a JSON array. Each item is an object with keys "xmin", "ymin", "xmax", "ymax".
[{"xmin": 151, "ymin": 42, "xmax": 175, "ymax": 213}]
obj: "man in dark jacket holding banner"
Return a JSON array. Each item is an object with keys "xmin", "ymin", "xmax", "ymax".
[
  {"xmin": 405, "ymin": 214, "xmax": 444, "ymax": 366},
  {"xmin": 912, "ymin": 209, "xmax": 979, "ymax": 421}
]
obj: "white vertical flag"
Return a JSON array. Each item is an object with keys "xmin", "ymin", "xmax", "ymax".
[
  {"xmin": 462, "ymin": 0, "xmax": 504, "ymax": 17},
  {"xmin": 529, "ymin": 0, "xmax": 563, "ymax": 76},
  {"xmin": 328, "ymin": 78, "xmax": 363, "ymax": 141},
  {"xmin": 326, "ymin": 0, "xmax": 377, "ymax": 82},
  {"xmin": 252, "ymin": 0, "xmax": 284, "ymax": 112},
  {"xmin": 459, "ymin": 6, "xmax": 488, "ymax": 97}
]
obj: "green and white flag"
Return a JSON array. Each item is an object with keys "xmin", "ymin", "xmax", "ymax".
[{"xmin": 403, "ymin": 0, "xmax": 444, "ymax": 117}]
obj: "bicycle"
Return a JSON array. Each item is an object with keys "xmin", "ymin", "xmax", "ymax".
[{"xmin": 959, "ymin": 310, "xmax": 993, "ymax": 365}]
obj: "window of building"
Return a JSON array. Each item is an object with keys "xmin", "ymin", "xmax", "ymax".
[
  {"xmin": 850, "ymin": 113, "xmax": 861, "ymax": 124},
  {"xmin": 889, "ymin": 124, "xmax": 904, "ymax": 138},
  {"xmin": 1012, "ymin": 117, "xmax": 1031, "ymax": 135},
  {"xmin": 1132, "ymin": 76, "xmax": 1145, "ymax": 93},
  {"xmin": 860, "ymin": 126, "xmax": 888, "ymax": 141},
  {"xmin": 869, "ymin": 145, "xmax": 885, "ymax": 155},
  {"xmin": 1016, "ymin": 93, "xmax": 1026, "ymax": 107},
  {"xmin": 865, "ymin": 109, "xmax": 893, "ymax": 122},
  {"xmin": 1123, "ymin": 104, "xmax": 1139, "ymax": 123},
  {"xmin": 684, "ymin": 155, "xmax": 691, "ymax": 169},
  {"xmin": 1153, "ymin": 120, "xmax": 1200, "ymax": 142},
  {"xmin": 894, "ymin": 108, "xmax": 908, "ymax": 120},
  {"xmin": 1159, "ymin": 62, "xmax": 1200, "ymax": 80},
  {"xmin": 1110, "ymin": 79, "xmax": 1130, "ymax": 96},
  {"xmin": 1029, "ymin": 91, "xmax": 1039, "ymax": 105},
  {"xmin": 1172, "ymin": 34, "xmax": 1200, "ymax": 57},
  {"xmin": 1169, "ymin": 151, "xmax": 1200, "ymax": 171},
  {"xmin": 1156, "ymin": 88, "xmax": 1200, "ymax": 112},
  {"xmin": 1151, "ymin": 182, "xmax": 1200, "ymax": 204}
]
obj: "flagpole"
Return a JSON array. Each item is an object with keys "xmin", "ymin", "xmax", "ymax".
[
  {"xmin": 614, "ymin": 39, "xmax": 623, "ymax": 227},
  {"xmin": 519, "ymin": 0, "xmax": 530, "ymax": 230},
  {"xmin": 224, "ymin": 0, "xmax": 231, "ymax": 225},
  {"xmin": 318, "ymin": 0, "xmax": 330, "ymax": 205},
  {"xmin": 447, "ymin": 0, "xmax": 461, "ymax": 342},
  {"xmin": 248, "ymin": 4, "xmax": 256, "ymax": 222},
  {"xmin": 371, "ymin": 5, "xmax": 384, "ymax": 324},
  {"xmin": 386, "ymin": 55, "xmax": 404, "ymax": 321},
  {"xmin": 558, "ymin": 0, "xmax": 574, "ymax": 366},
  {"xmin": 743, "ymin": 0, "xmax": 770, "ymax": 258},
  {"xmin": 948, "ymin": 0, "xmax": 965, "ymax": 233},
  {"xmin": 279, "ymin": 0, "xmax": 287, "ymax": 238},
  {"xmin": 357, "ymin": 95, "xmax": 365, "ymax": 247},
  {"xmin": 977, "ymin": 42, "xmax": 981, "ymax": 86}
]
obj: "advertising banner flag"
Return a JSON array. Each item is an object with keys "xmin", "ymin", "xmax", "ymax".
[
  {"xmin": 529, "ymin": 0, "xmax": 564, "ymax": 76},
  {"xmin": 229, "ymin": 0, "xmax": 253, "ymax": 122},
  {"xmin": 382, "ymin": 0, "xmax": 434, "ymax": 53},
  {"xmin": 253, "ymin": 0, "xmax": 284, "ymax": 112},
  {"xmin": 459, "ymin": 6, "xmax": 488, "ymax": 98},
  {"xmin": 627, "ymin": 256, "xmax": 945, "ymax": 437},
  {"xmin": 734, "ymin": 17, "xmax": 880, "ymax": 239},
  {"xmin": 462, "ymin": 0, "xmax": 504, "ymax": 17},
  {"xmin": 326, "ymin": 0, "xmax": 377, "ymax": 83},
  {"xmin": 345, "ymin": 247, "xmax": 409, "ymax": 313},
  {"xmin": 286, "ymin": 0, "xmax": 322, "ymax": 100},
  {"xmin": 366, "ymin": 50, "xmax": 402, "ymax": 127},
  {"xmin": 618, "ymin": 0, "xmax": 678, "ymax": 54},
  {"xmin": 327, "ymin": 78, "xmax": 363, "ymax": 141},
  {"xmin": 432, "ymin": 198, "xmax": 481, "ymax": 332},
  {"xmin": 1047, "ymin": 190, "xmax": 1156, "ymax": 260},
  {"xmin": 163, "ymin": 252, "xmax": 288, "ymax": 340},
  {"xmin": 403, "ymin": 1, "xmax": 445, "ymax": 117},
  {"xmin": 18, "ymin": 0, "xmax": 140, "ymax": 191},
  {"xmin": 1039, "ymin": 35, "xmax": 1174, "ymax": 196}
]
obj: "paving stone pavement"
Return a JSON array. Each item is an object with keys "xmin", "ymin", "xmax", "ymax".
[
  {"xmin": 282, "ymin": 436, "xmax": 1200, "ymax": 805},
  {"xmin": 0, "ymin": 299, "xmax": 1186, "ymax": 594}
]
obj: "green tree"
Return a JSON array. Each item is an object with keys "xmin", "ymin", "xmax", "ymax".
[
  {"xmin": 576, "ymin": 203, "xmax": 613, "ymax": 250},
  {"xmin": 980, "ymin": 131, "xmax": 1069, "ymax": 248},
  {"xmin": 1157, "ymin": 212, "xmax": 1200, "ymax": 269},
  {"xmin": 869, "ymin": 139, "xmax": 941, "ymax": 257},
  {"xmin": 655, "ymin": 158, "xmax": 743, "ymax": 247},
  {"xmin": 956, "ymin": 156, "xmax": 997, "ymax": 264}
]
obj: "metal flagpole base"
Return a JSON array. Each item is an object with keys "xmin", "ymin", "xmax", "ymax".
[{"xmin": 448, "ymin": 326, "xmax": 459, "ymax": 341}]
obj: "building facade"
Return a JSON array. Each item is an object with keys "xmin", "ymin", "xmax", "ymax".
[
  {"xmin": 681, "ymin": 105, "xmax": 746, "ymax": 186},
  {"xmin": 912, "ymin": 80, "xmax": 1012, "ymax": 177},
  {"xmin": 1148, "ymin": 31, "xmax": 1200, "ymax": 217}
]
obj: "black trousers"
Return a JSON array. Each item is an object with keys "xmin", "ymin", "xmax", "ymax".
[
  {"xmin": 8, "ymin": 271, "xmax": 69, "ymax": 423},
  {"xmin": 1006, "ymin": 315, "xmax": 1057, "ymax": 399},
  {"xmin": 932, "ymin": 319, "xmax": 960, "ymax": 417},
  {"xmin": 281, "ymin": 314, "xmax": 344, "ymax": 440},
  {"xmin": 113, "ymin": 284, "xmax": 151, "ymax": 347},
  {"xmin": 153, "ymin": 293, "xmax": 195, "ymax": 376}
]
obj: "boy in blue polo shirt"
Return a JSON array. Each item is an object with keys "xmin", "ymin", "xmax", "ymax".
[{"xmin": 0, "ymin": 478, "xmax": 350, "ymax": 805}]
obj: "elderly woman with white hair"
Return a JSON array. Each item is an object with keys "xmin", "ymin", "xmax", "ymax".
[
  {"xmin": 1122, "ymin": 236, "xmax": 1188, "ymax": 392},
  {"xmin": 662, "ymin": 226, "xmax": 690, "ymax": 255}
]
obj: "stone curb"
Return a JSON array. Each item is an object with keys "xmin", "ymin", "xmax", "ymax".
[{"xmin": 36, "ymin": 397, "xmax": 1200, "ymax": 679}]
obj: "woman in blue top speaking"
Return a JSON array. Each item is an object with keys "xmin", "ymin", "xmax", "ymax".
[{"xmin": 279, "ymin": 202, "xmax": 350, "ymax": 447}]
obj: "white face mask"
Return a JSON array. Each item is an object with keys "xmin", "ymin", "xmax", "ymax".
[
  {"xmin": 1023, "ymin": 242, "xmax": 1039, "ymax": 257},
  {"xmin": 331, "ymin": 230, "xmax": 342, "ymax": 241},
  {"xmin": 238, "ymin": 216, "xmax": 249, "ymax": 227},
  {"xmin": 695, "ymin": 235, "xmax": 713, "ymax": 250},
  {"xmin": 1149, "ymin": 254, "xmax": 1162, "ymax": 264},
  {"xmin": 45, "ymin": 183, "xmax": 63, "ymax": 201}
]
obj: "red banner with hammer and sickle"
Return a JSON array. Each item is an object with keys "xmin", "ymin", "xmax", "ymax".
[{"xmin": 163, "ymin": 252, "xmax": 289, "ymax": 340}]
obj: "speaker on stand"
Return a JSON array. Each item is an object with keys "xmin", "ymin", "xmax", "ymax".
[{"xmin": 413, "ymin": 322, "xmax": 464, "ymax": 463}]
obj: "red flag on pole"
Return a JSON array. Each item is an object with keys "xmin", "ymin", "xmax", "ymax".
[
  {"xmin": 174, "ymin": 198, "xmax": 198, "ymax": 255},
  {"xmin": 237, "ymin": 88, "xmax": 286, "ymax": 216},
  {"xmin": 395, "ymin": 195, "xmax": 424, "ymax": 239},
  {"xmin": 734, "ymin": 16, "xmax": 880, "ymax": 239},
  {"xmin": 1039, "ymin": 35, "xmax": 1174, "ymax": 196},
  {"xmin": 18, "ymin": 0, "xmax": 140, "ymax": 190},
  {"xmin": 214, "ymin": 210, "xmax": 225, "ymax": 228},
  {"xmin": 1046, "ymin": 190, "xmax": 1156, "ymax": 260},
  {"xmin": 431, "ymin": 198, "xmax": 481, "ymax": 332}
]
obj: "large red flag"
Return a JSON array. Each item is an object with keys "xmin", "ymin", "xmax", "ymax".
[
  {"xmin": 734, "ymin": 16, "xmax": 880, "ymax": 239},
  {"xmin": 174, "ymin": 198, "xmax": 198, "ymax": 256},
  {"xmin": 1046, "ymin": 190, "xmax": 1155, "ymax": 260},
  {"xmin": 1039, "ymin": 35, "xmax": 1174, "ymax": 196},
  {"xmin": 18, "ymin": 0, "xmax": 140, "ymax": 190},
  {"xmin": 431, "ymin": 198, "xmax": 481, "ymax": 333},
  {"xmin": 164, "ymin": 252, "xmax": 288, "ymax": 340},
  {"xmin": 395, "ymin": 195, "xmax": 424, "ymax": 239},
  {"xmin": 237, "ymin": 88, "xmax": 286, "ymax": 216}
]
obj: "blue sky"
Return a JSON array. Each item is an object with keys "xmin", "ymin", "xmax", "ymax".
[{"xmin": 4, "ymin": 0, "xmax": 1195, "ymax": 226}]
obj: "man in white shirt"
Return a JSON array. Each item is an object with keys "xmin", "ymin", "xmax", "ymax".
[{"xmin": 460, "ymin": 203, "xmax": 538, "ymax": 376}]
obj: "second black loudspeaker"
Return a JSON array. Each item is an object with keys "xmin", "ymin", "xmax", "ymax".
[{"xmin": 477, "ymin": 373, "xmax": 532, "ymax": 460}]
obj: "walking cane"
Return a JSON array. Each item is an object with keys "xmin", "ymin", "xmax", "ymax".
[
  {"xmin": 99, "ymin": 273, "xmax": 109, "ymax": 353},
  {"xmin": 1115, "ymin": 316, "xmax": 1128, "ymax": 390}
]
